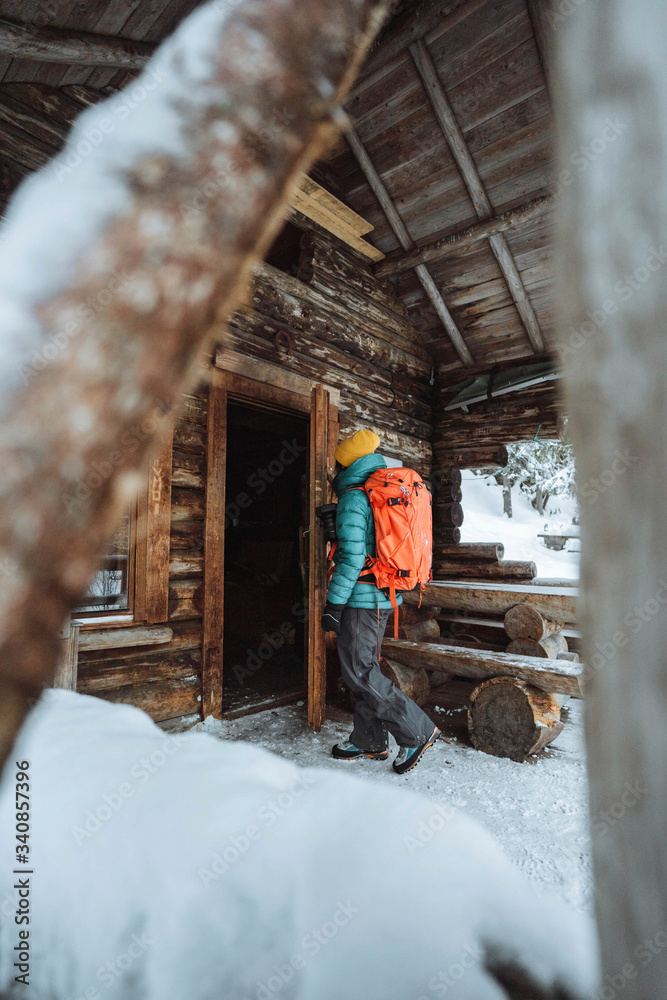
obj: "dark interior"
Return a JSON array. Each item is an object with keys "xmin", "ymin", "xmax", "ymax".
[{"xmin": 223, "ymin": 400, "xmax": 309, "ymax": 712}]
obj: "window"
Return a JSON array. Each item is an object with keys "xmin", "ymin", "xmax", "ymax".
[
  {"xmin": 73, "ymin": 424, "xmax": 174, "ymax": 626},
  {"xmin": 75, "ymin": 501, "xmax": 136, "ymax": 615}
]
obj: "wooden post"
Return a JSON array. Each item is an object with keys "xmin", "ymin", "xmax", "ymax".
[
  {"xmin": 308, "ymin": 385, "xmax": 330, "ymax": 730},
  {"xmin": 202, "ymin": 372, "xmax": 227, "ymax": 720},
  {"xmin": 53, "ymin": 621, "xmax": 79, "ymax": 691},
  {"xmin": 557, "ymin": 0, "xmax": 667, "ymax": 992},
  {"xmin": 143, "ymin": 422, "xmax": 173, "ymax": 625}
]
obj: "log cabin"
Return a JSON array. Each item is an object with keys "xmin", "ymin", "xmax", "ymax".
[{"xmin": 0, "ymin": 0, "xmax": 571, "ymax": 735}]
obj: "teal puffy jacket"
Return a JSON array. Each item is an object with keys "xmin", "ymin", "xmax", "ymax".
[{"xmin": 325, "ymin": 453, "xmax": 402, "ymax": 610}]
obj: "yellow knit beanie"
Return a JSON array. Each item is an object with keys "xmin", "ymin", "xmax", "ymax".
[{"xmin": 334, "ymin": 429, "xmax": 380, "ymax": 467}]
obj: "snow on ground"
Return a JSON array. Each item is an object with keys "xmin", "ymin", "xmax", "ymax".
[
  {"xmin": 460, "ymin": 472, "xmax": 581, "ymax": 579},
  {"xmin": 195, "ymin": 697, "xmax": 593, "ymax": 915},
  {"xmin": 1, "ymin": 692, "xmax": 599, "ymax": 999}
]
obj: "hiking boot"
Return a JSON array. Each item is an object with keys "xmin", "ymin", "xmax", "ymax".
[
  {"xmin": 332, "ymin": 741, "xmax": 389, "ymax": 761},
  {"xmin": 392, "ymin": 727, "xmax": 441, "ymax": 774}
]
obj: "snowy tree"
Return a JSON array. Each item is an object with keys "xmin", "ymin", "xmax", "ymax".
[{"xmin": 490, "ymin": 427, "xmax": 577, "ymax": 518}]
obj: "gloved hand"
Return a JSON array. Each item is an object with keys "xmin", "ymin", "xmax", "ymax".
[{"xmin": 321, "ymin": 602, "xmax": 345, "ymax": 635}]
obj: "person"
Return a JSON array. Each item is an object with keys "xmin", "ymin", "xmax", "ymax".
[{"xmin": 321, "ymin": 429, "xmax": 440, "ymax": 775}]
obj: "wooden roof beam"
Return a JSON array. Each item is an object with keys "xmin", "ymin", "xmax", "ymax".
[
  {"xmin": 409, "ymin": 38, "xmax": 546, "ymax": 355},
  {"xmin": 345, "ymin": 125, "xmax": 474, "ymax": 366},
  {"xmin": 376, "ymin": 193, "xmax": 555, "ymax": 277},
  {"xmin": 525, "ymin": 0, "xmax": 555, "ymax": 100},
  {"xmin": 0, "ymin": 18, "xmax": 155, "ymax": 69}
]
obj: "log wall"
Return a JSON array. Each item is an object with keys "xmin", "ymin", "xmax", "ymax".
[
  {"xmin": 430, "ymin": 366, "xmax": 563, "ymax": 568},
  {"xmin": 76, "ymin": 390, "xmax": 208, "ymax": 727},
  {"xmin": 226, "ymin": 228, "xmax": 433, "ymax": 475}
]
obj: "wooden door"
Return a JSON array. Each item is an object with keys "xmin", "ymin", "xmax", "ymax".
[
  {"xmin": 202, "ymin": 370, "xmax": 337, "ymax": 724},
  {"xmin": 308, "ymin": 384, "xmax": 330, "ymax": 730}
]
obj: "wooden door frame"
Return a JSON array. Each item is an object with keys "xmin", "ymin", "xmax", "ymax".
[{"xmin": 202, "ymin": 366, "xmax": 338, "ymax": 725}]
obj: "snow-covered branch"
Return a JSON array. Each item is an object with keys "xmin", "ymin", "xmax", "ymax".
[{"xmin": 0, "ymin": 0, "xmax": 389, "ymax": 767}]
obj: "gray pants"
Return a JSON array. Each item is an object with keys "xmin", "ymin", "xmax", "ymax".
[{"xmin": 337, "ymin": 607, "xmax": 435, "ymax": 750}]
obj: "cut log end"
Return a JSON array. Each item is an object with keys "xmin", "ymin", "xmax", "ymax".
[
  {"xmin": 504, "ymin": 604, "xmax": 565, "ymax": 641},
  {"xmin": 506, "ymin": 634, "xmax": 568, "ymax": 658},
  {"xmin": 468, "ymin": 677, "xmax": 565, "ymax": 761}
]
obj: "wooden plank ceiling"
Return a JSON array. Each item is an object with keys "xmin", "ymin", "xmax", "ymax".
[
  {"xmin": 0, "ymin": 0, "xmax": 555, "ymax": 380},
  {"xmin": 327, "ymin": 0, "xmax": 555, "ymax": 377}
]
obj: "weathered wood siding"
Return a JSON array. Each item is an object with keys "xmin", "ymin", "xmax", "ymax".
[
  {"xmin": 225, "ymin": 227, "xmax": 433, "ymax": 474},
  {"xmin": 76, "ymin": 390, "xmax": 208, "ymax": 726}
]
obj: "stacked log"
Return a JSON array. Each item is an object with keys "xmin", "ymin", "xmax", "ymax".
[
  {"xmin": 434, "ymin": 376, "xmax": 561, "ymax": 470},
  {"xmin": 430, "ymin": 465, "xmax": 464, "ymax": 549},
  {"xmin": 430, "ymin": 533, "xmax": 537, "ymax": 583},
  {"xmin": 504, "ymin": 605, "xmax": 570, "ymax": 659},
  {"xmin": 384, "ymin": 604, "xmax": 441, "ymax": 642},
  {"xmin": 381, "ymin": 639, "xmax": 584, "ymax": 699},
  {"xmin": 382, "ymin": 638, "xmax": 581, "ymax": 762}
]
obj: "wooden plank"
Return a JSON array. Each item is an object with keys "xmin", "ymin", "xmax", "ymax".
[
  {"xmin": 214, "ymin": 347, "xmax": 341, "ymax": 407},
  {"xmin": 144, "ymin": 421, "xmax": 173, "ymax": 624},
  {"xmin": 0, "ymin": 18, "xmax": 155, "ymax": 68},
  {"xmin": 53, "ymin": 622, "xmax": 79, "ymax": 689},
  {"xmin": 345, "ymin": 125, "xmax": 473, "ymax": 365},
  {"xmin": 382, "ymin": 639, "xmax": 584, "ymax": 698},
  {"xmin": 97, "ymin": 677, "xmax": 201, "ymax": 722},
  {"xmin": 402, "ymin": 580, "xmax": 578, "ymax": 623},
  {"xmin": 78, "ymin": 625, "xmax": 173, "ymax": 651},
  {"xmin": 201, "ymin": 370, "xmax": 226, "ymax": 720},
  {"xmin": 376, "ymin": 195, "xmax": 554, "ymax": 277},
  {"xmin": 77, "ymin": 649, "xmax": 200, "ymax": 693},
  {"xmin": 308, "ymin": 384, "xmax": 329, "ymax": 730},
  {"xmin": 290, "ymin": 185, "xmax": 385, "ymax": 261},
  {"xmin": 525, "ymin": 0, "xmax": 554, "ymax": 98},
  {"xmin": 408, "ymin": 37, "xmax": 545, "ymax": 354},
  {"xmin": 298, "ymin": 173, "xmax": 374, "ymax": 234}
]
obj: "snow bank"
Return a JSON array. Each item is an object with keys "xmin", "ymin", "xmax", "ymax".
[
  {"xmin": 461, "ymin": 474, "xmax": 580, "ymax": 579},
  {"xmin": 0, "ymin": 692, "xmax": 598, "ymax": 998}
]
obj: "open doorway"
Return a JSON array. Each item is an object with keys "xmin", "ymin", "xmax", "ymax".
[{"xmin": 222, "ymin": 400, "xmax": 309, "ymax": 713}]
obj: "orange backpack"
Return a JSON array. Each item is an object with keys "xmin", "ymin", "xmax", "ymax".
[{"xmin": 357, "ymin": 467, "xmax": 433, "ymax": 637}]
